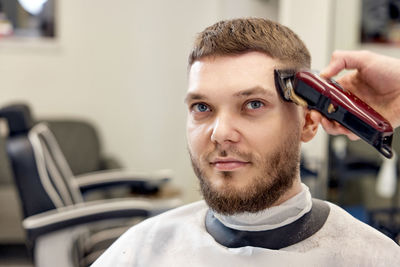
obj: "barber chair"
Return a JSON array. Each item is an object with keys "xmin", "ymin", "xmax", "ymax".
[
  {"xmin": 0, "ymin": 104, "xmax": 181, "ymax": 266},
  {"xmin": 0, "ymin": 110, "xmax": 125, "ymax": 249}
]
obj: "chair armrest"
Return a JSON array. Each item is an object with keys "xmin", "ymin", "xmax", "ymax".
[
  {"xmin": 99, "ymin": 156, "xmax": 122, "ymax": 170},
  {"xmin": 74, "ymin": 169, "xmax": 173, "ymax": 193},
  {"xmin": 23, "ymin": 197, "xmax": 182, "ymax": 242}
]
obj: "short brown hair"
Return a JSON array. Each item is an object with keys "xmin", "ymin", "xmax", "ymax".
[{"xmin": 188, "ymin": 18, "xmax": 311, "ymax": 69}]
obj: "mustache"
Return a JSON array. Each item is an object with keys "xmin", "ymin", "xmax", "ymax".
[{"xmin": 204, "ymin": 146, "xmax": 254, "ymax": 162}]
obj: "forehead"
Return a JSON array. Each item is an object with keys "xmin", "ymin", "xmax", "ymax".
[{"xmin": 187, "ymin": 52, "xmax": 281, "ymax": 99}]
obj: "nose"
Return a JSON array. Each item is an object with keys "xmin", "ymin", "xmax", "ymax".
[{"xmin": 210, "ymin": 113, "xmax": 240, "ymax": 145}]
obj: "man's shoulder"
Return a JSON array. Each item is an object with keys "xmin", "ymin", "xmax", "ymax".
[
  {"xmin": 285, "ymin": 200, "xmax": 400, "ymax": 265},
  {"xmin": 324, "ymin": 201, "xmax": 384, "ymax": 233},
  {"xmin": 320, "ymin": 200, "xmax": 400, "ymax": 254}
]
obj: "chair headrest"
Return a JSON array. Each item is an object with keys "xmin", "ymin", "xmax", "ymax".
[{"xmin": 0, "ymin": 104, "xmax": 35, "ymax": 136}]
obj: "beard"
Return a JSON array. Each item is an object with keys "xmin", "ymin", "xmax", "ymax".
[{"xmin": 189, "ymin": 129, "xmax": 301, "ymax": 215}]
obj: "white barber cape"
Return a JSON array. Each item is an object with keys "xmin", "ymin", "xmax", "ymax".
[{"xmin": 92, "ymin": 184, "xmax": 400, "ymax": 266}]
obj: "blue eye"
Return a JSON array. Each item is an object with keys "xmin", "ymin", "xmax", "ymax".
[
  {"xmin": 246, "ymin": 100, "xmax": 264, "ymax": 110},
  {"xmin": 193, "ymin": 103, "xmax": 210, "ymax": 112}
]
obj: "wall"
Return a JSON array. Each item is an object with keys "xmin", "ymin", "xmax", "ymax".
[
  {"xmin": 0, "ymin": 0, "xmax": 281, "ymax": 203},
  {"xmin": 1, "ymin": 0, "xmax": 349, "ymax": 202}
]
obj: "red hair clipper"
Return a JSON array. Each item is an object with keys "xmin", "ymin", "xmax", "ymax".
[{"xmin": 274, "ymin": 69, "xmax": 393, "ymax": 158}]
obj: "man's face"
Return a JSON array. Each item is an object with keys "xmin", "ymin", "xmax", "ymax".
[{"xmin": 185, "ymin": 52, "xmax": 305, "ymax": 215}]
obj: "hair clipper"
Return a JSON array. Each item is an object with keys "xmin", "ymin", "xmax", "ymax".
[{"xmin": 274, "ymin": 69, "xmax": 393, "ymax": 158}]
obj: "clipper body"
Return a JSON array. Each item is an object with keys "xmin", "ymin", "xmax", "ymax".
[{"xmin": 274, "ymin": 70, "xmax": 393, "ymax": 158}]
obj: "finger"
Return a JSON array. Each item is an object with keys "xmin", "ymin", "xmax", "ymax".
[
  {"xmin": 320, "ymin": 117, "xmax": 360, "ymax": 140},
  {"xmin": 320, "ymin": 117, "xmax": 342, "ymax": 135},
  {"xmin": 346, "ymin": 131, "xmax": 360, "ymax": 141},
  {"xmin": 320, "ymin": 57, "xmax": 346, "ymax": 78},
  {"xmin": 311, "ymin": 110, "xmax": 343, "ymax": 135},
  {"xmin": 320, "ymin": 50, "xmax": 366, "ymax": 78},
  {"xmin": 309, "ymin": 110, "xmax": 361, "ymax": 140}
]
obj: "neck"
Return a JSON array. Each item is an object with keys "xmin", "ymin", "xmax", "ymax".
[
  {"xmin": 213, "ymin": 182, "xmax": 312, "ymax": 231},
  {"xmin": 271, "ymin": 176, "xmax": 303, "ymax": 207}
]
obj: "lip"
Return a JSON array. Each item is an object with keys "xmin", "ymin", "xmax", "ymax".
[{"xmin": 210, "ymin": 158, "xmax": 250, "ymax": 171}]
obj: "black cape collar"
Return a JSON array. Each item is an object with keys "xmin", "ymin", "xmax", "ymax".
[{"xmin": 205, "ymin": 198, "xmax": 330, "ymax": 250}]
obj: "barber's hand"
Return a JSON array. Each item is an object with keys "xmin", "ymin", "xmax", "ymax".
[{"xmin": 315, "ymin": 50, "xmax": 400, "ymax": 139}]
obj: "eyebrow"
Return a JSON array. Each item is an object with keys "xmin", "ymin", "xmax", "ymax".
[
  {"xmin": 184, "ymin": 93, "xmax": 208, "ymax": 104},
  {"xmin": 233, "ymin": 86, "xmax": 275, "ymax": 98},
  {"xmin": 184, "ymin": 86, "xmax": 275, "ymax": 104}
]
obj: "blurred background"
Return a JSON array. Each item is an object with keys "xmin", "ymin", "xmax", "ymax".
[{"xmin": 0, "ymin": 0, "xmax": 399, "ymax": 266}]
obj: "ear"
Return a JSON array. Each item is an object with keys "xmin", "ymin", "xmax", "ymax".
[{"xmin": 300, "ymin": 108, "xmax": 319, "ymax": 142}]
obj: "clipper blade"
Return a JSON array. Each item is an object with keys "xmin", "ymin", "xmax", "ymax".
[{"xmin": 274, "ymin": 69, "xmax": 307, "ymax": 107}]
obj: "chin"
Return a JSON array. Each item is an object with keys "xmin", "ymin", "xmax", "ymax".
[{"xmin": 209, "ymin": 172, "xmax": 257, "ymax": 194}]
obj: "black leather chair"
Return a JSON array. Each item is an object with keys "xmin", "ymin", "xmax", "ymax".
[
  {"xmin": 0, "ymin": 104, "xmax": 181, "ymax": 266},
  {"xmin": 0, "ymin": 109, "xmax": 125, "ymax": 247}
]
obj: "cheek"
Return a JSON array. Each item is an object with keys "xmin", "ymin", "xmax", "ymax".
[
  {"xmin": 186, "ymin": 122, "xmax": 210, "ymax": 153},
  {"xmin": 244, "ymin": 124, "xmax": 282, "ymax": 153},
  {"xmin": 243, "ymin": 113, "xmax": 287, "ymax": 148}
]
